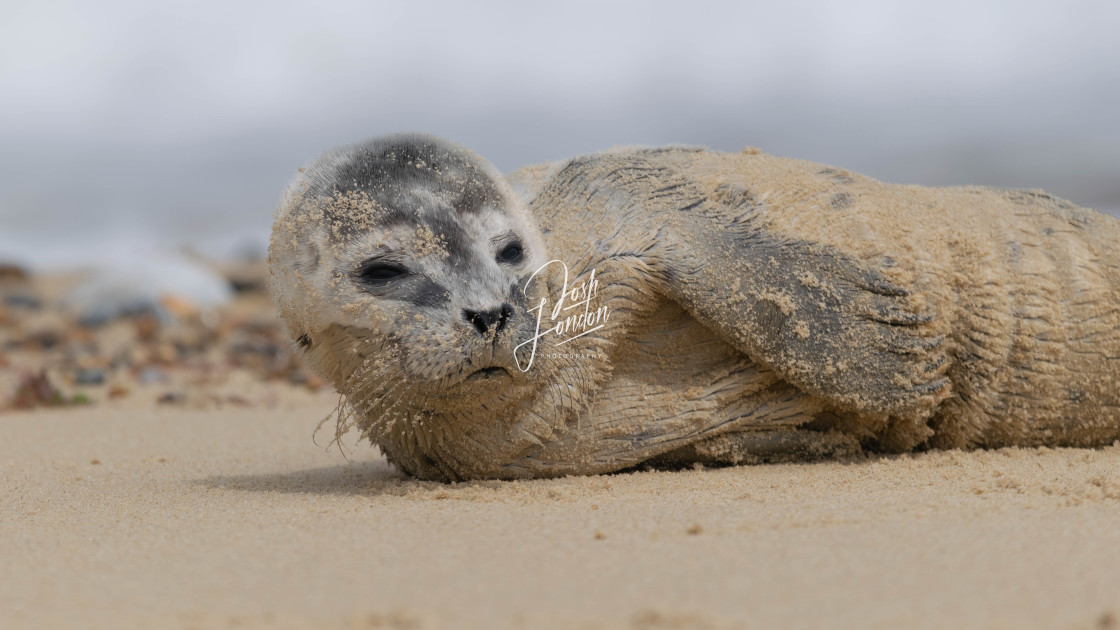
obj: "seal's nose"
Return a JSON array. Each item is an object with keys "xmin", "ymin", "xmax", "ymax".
[{"xmin": 463, "ymin": 304, "xmax": 513, "ymax": 336}]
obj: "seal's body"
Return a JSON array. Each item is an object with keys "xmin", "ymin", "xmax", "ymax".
[{"xmin": 269, "ymin": 134, "xmax": 1120, "ymax": 481}]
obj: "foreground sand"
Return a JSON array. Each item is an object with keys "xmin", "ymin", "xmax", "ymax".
[{"xmin": 2, "ymin": 397, "xmax": 1118, "ymax": 630}]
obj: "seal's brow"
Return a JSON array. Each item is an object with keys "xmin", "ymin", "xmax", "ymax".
[
  {"xmin": 356, "ymin": 250, "xmax": 407, "ymax": 265},
  {"xmin": 489, "ymin": 230, "xmax": 519, "ymax": 247}
]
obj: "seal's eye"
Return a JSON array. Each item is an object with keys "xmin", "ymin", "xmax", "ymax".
[
  {"xmin": 497, "ymin": 241, "xmax": 524, "ymax": 264},
  {"xmin": 355, "ymin": 261, "xmax": 407, "ymax": 284}
]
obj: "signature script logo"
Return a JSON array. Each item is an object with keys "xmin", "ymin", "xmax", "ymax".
[{"xmin": 514, "ymin": 260, "xmax": 611, "ymax": 372}]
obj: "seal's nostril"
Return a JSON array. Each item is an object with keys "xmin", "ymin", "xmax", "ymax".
[
  {"xmin": 463, "ymin": 309, "xmax": 486, "ymax": 334},
  {"xmin": 495, "ymin": 303, "xmax": 513, "ymax": 333},
  {"xmin": 464, "ymin": 308, "xmax": 499, "ymax": 335},
  {"xmin": 464, "ymin": 304, "xmax": 514, "ymax": 336}
]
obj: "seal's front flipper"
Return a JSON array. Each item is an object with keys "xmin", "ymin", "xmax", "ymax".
[{"xmin": 661, "ymin": 223, "xmax": 950, "ymax": 419}]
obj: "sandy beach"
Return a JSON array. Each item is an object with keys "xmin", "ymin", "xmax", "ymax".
[{"xmin": 2, "ymin": 394, "xmax": 1118, "ymax": 630}]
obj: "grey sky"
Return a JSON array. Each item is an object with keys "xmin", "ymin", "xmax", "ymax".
[{"xmin": 2, "ymin": 0, "xmax": 1118, "ymax": 267}]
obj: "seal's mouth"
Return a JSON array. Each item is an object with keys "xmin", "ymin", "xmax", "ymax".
[{"xmin": 466, "ymin": 366, "xmax": 511, "ymax": 381}]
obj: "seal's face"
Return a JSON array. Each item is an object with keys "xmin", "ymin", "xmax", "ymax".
[{"xmin": 270, "ymin": 134, "xmax": 553, "ymax": 418}]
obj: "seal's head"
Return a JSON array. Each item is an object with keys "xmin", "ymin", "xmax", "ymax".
[{"xmin": 269, "ymin": 134, "xmax": 556, "ymax": 457}]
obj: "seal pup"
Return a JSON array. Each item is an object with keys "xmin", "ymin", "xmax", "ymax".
[{"xmin": 269, "ymin": 134, "xmax": 1120, "ymax": 480}]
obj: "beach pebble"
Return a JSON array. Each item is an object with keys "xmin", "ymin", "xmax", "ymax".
[
  {"xmin": 138, "ymin": 368, "xmax": 168, "ymax": 384},
  {"xmin": 3, "ymin": 294, "xmax": 42, "ymax": 310},
  {"xmin": 157, "ymin": 392, "xmax": 185, "ymax": 405},
  {"xmin": 74, "ymin": 369, "xmax": 105, "ymax": 385},
  {"xmin": 0, "ymin": 262, "xmax": 29, "ymax": 282}
]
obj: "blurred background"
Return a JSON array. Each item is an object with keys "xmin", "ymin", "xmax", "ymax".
[
  {"xmin": 1, "ymin": 0, "xmax": 1118, "ymax": 408},
  {"xmin": 2, "ymin": 0, "xmax": 1119, "ymax": 269}
]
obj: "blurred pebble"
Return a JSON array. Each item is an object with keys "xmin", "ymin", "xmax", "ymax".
[
  {"xmin": 134, "ymin": 314, "xmax": 159, "ymax": 342},
  {"xmin": 0, "ymin": 263, "xmax": 29, "ymax": 282},
  {"xmin": 156, "ymin": 343, "xmax": 179, "ymax": 363},
  {"xmin": 138, "ymin": 368, "xmax": 168, "ymax": 384},
  {"xmin": 3, "ymin": 294, "xmax": 41, "ymax": 309},
  {"xmin": 157, "ymin": 392, "xmax": 185, "ymax": 405},
  {"xmin": 26, "ymin": 329, "xmax": 63, "ymax": 350},
  {"xmin": 8, "ymin": 370, "xmax": 65, "ymax": 409},
  {"xmin": 74, "ymin": 369, "xmax": 105, "ymax": 385},
  {"xmin": 160, "ymin": 294, "xmax": 198, "ymax": 318}
]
